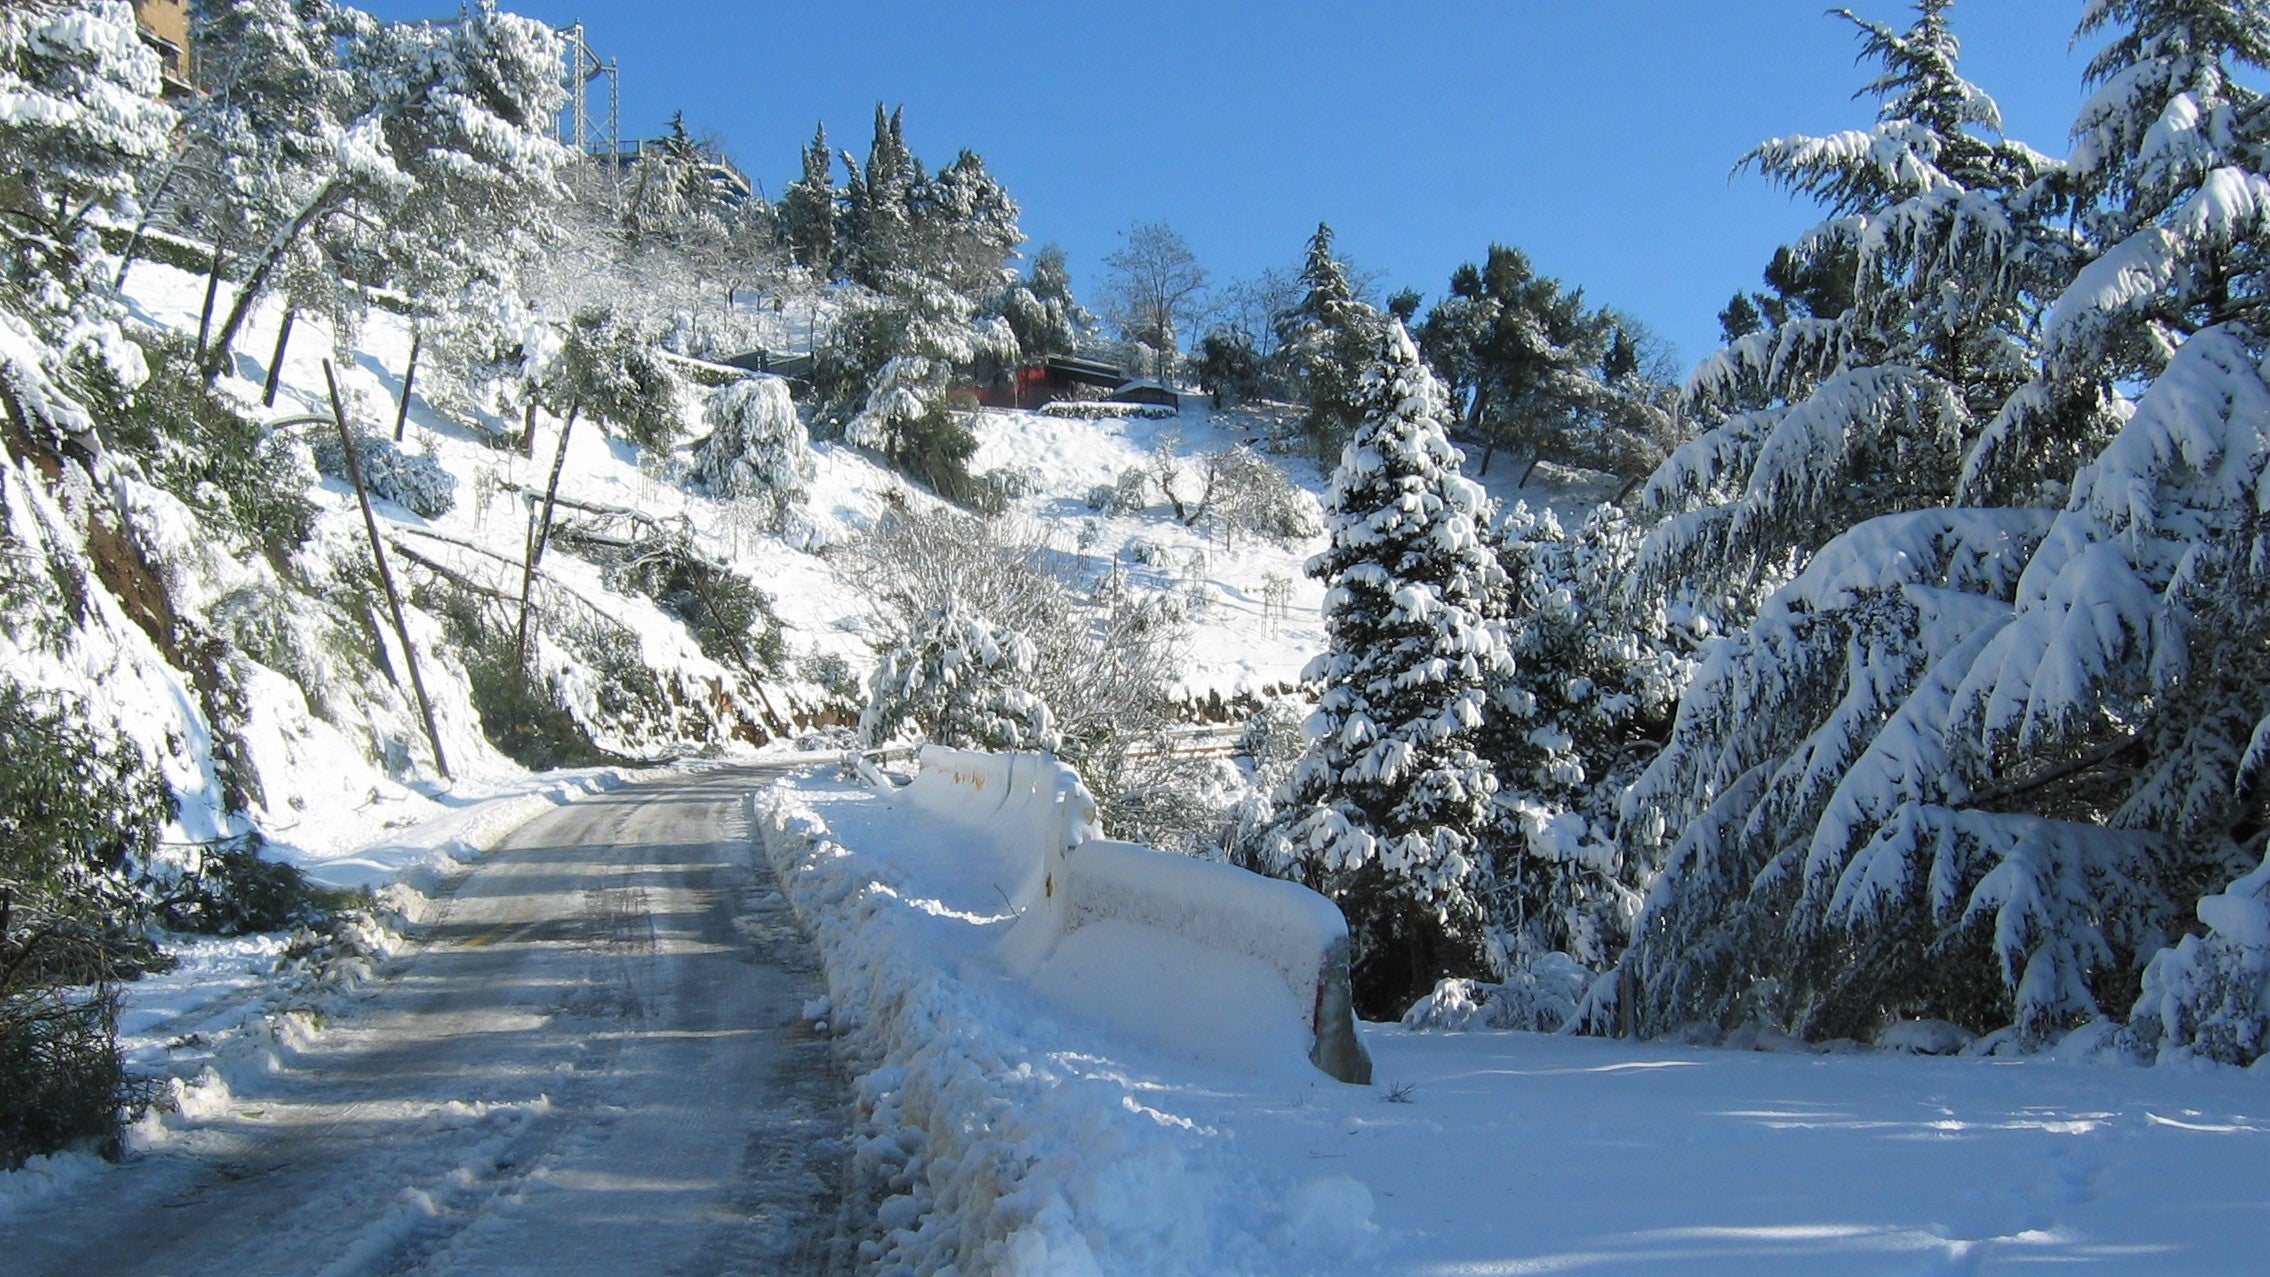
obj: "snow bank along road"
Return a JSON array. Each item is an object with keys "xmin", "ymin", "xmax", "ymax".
[{"xmin": 8, "ymin": 764, "xmax": 851, "ymax": 1276}]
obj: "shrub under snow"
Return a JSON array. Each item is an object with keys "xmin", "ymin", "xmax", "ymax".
[
  {"xmin": 310, "ymin": 431, "xmax": 457, "ymax": 518},
  {"xmin": 691, "ymin": 375, "xmax": 811, "ymax": 516}
]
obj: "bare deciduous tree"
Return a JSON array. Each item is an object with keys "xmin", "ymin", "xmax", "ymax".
[{"xmin": 1101, "ymin": 221, "xmax": 1209, "ymax": 376}]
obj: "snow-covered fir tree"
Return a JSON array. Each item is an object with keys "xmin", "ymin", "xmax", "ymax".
[
  {"xmin": 1277, "ymin": 223, "xmax": 1387, "ymax": 462},
  {"xmin": 1253, "ymin": 325, "xmax": 1512, "ymax": 1017},
  {"xmin": 778, "ymin": 122, "xmax": 836, "ymax": 273},
  {"xmin": 1481, "ymin": 503, "xmax": 1687, "ymax": 969},
  {"xmin": 1640, "ymin": 0, "xmax": 2063, "ymax": 616},
  {"xmin": 620, "ymin": 113, "xmax": 724, "ymax": 252},
  {"xmin": 1617, "ymin": 0, "xmax": 2270, "ymax": 1057},
  {"xmin": 914, "ymin": 150, "xmax": 1023, "ymax": 302},
  {"xmin": 841, "ymin": 104, "xmax": 921, "ymax": 291}
]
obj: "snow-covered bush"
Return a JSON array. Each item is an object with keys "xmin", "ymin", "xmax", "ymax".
[
  {"xmin": 854, "ymin": 507, "xmax": 1213, "ymax": 842},
  {"xmin": 0, "ymin": 968, "xmax": 131, "ymax": 1171},
  {"xmin": 859, "ymin": 602, "xmax": 1057, "ymax": 753},
  {"xmin": 1040, "ymin": 399, "xmax": 1177, "ymax": 421},
  {"xmin": 1237, "ymin": 696, "xmax": 1310, "ymax": 793},
  {"xmin": 1204, "ymin": 445, "xmax": 1321, "ymax": 546},
  {"xmin": 2129, "ymin": 855, "xmax": 2270, "ymax": 1066},
  {"xmin": 1086, "ymin": 466, "xmax": 1150, "ymax": 514},
  {"xmin": 1401, "ymin": 954, "xmax": 1593, "ymax": 1033},
  {"xmin": 1150, "ymin": 440, "xmax": 1323, "ymax": 547},
  {"xmin": 980, "ymin": 463, "xmax": 1040, "ymax": 502},
  {"xmin": 691, "ymin": 375, "xmax": 811, "ymax": 519},
  {"xmin": 97, "ymin": 339, "xmax": 314, "ymax": 552},
  {"xmin": 0, "ymin": 680, "xmax": 171, "ymax": 1168},
  {"xmin": 797, "ymin": 648, "xmax": 862, "ymax": 709},
  {"xmin": 0, "ymin": 681, "xmax": 173, "ymax": 963},
  {"xmin": 605, "ymin": 539, "xmax": 785, "ymax": 675},
  {"xmin": 311, "ymin": 429, "xmax": 458, "ymax": 517},
  {"xmin": 423, "ymin": 579, "xmax": 608, "ymax": 770}
]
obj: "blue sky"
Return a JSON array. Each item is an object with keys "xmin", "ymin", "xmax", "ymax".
[{"xmin": 366, "ymin": 1, "xmax": 2097, "ymax": 371}]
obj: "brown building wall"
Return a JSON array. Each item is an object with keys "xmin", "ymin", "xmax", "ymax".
[{"xmin": 130, "ymin": 0, "xmax": 194, "ymax": 96}]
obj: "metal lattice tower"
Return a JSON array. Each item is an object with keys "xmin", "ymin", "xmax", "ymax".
[{"xmin": 556, "ymin": 21, "xmax": 620, "ymax": 203}]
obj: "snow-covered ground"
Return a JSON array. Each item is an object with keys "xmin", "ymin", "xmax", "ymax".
[{"xmin": 766, "ymin": 764, "xmax": 2269, "ymax": 1275}]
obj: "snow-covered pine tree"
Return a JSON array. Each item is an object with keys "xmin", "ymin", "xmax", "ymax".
[
  {"xmin": 1254, "ymin": 324, "xmax": 1512, "ymax": 1017},
  {"xmin": 1414, "ymin": 245, "xmax": 1625, "ymax": 480},
  {"xmin": 841, "ymin": 104, "xmax": 921, "ymax": 291},
  {"xmin": 914, "ymin": 150, "xmax": 1022, "ymax": 302},
  {"xmin": 1619, "ymin": 1, "xmax": 2270, "ymax": 1054},
  {"xmin": 1481, "ymin": 503, "xmax": 1686, "ymax": 969},
  {"xmin": 199, "ymin": 2, "xmax": 566, "ymax": 382},
  {"xmin": 544, "ymin": 307, "xmax": 682, "ymax": 452},
  {"xmin": 998, "ymin": 244, "xmax": 1091, "ymax": 369},
  {"xmin": 1276, "ymin": 223, "xmax": 1387, "ymax": 462},
  {"xmin": 692, "ymin": 375, "xmax": 811, "ymax": 519},
  {"xmin": 166, "ymin": 0, "xmax": 362, "ymax": 292},
  {"xmin": 792, "ymin": 106, "xmax": 1027, "ymax": 503},
  {"xmin": 836, "ymin": 284, "xmax": 1013, "ymax": 504},
  {"xmin": 1640, "ymin": 0, "xmax": 2062, "ymax": 617},
  {"xmin": 0, "ymin": 0, "xmax": 170, "ymax": 382},
  {"xmin": 363, "ymin": 3, "xmax": 567, "ymax": 311},
  {"xmin": 779, "ymin": 122, "xmax": 837, "ymax": 273},
  {"xmin": 621, "ymin": 113, "xmax": 725, "ymax": 252}
]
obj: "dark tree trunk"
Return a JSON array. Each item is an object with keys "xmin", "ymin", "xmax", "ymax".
[
  {"xmin": 261, "ymin": 310, "xmax": 295, "ymax": 407},
  {"xmin": 201, "ymin": 180, "xmax": 345, "ymax": 383},
  {"xmin": 515, "ymin": 403, "xmax": 580, "ymax": 670},
  {"xmin": 392, "ymin": 328, "xmax": 422, "ymax": 442},
  {"xmin": 195, "ymin": 238, "xmax": 227, "ymax": 359},
  {"xmin": 1515, "ymin": 453, "xmax": 1543, "ymax": 490}
]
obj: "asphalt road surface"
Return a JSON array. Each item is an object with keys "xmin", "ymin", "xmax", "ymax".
[{"xmin": 9, "ymin": 763, "xmax": 852, "ymax": 1276}]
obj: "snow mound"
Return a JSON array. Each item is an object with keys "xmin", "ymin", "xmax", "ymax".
[{"xmin": 756, "ymin": 779, "xmax": 1380, "ymax": 1275}]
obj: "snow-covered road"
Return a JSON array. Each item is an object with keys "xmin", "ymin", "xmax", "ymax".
[{"xmin": 9, "ymin": 764, "xmax": 850, "ymax": 1276}]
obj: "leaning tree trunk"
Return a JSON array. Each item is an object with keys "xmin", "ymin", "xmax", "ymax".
[
  {"xmin": 324, "ymin": 360, "xmax": 450, "ymax": 781},
  {"xmin": 194, "ymin": 236, "xmax": 227, "ymax": 359},
  {"xmin": 200, "ymin": 180, "xmax": 345, "ymax": 383},
  {"xmin": 514, "ymin": 402, "xmax": 580, "ymax": 671}
]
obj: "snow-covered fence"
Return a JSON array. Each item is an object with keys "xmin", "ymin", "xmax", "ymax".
[{"xmin": 903, "ymin": 745, "xmax": 1373, "ymax": 1083}]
